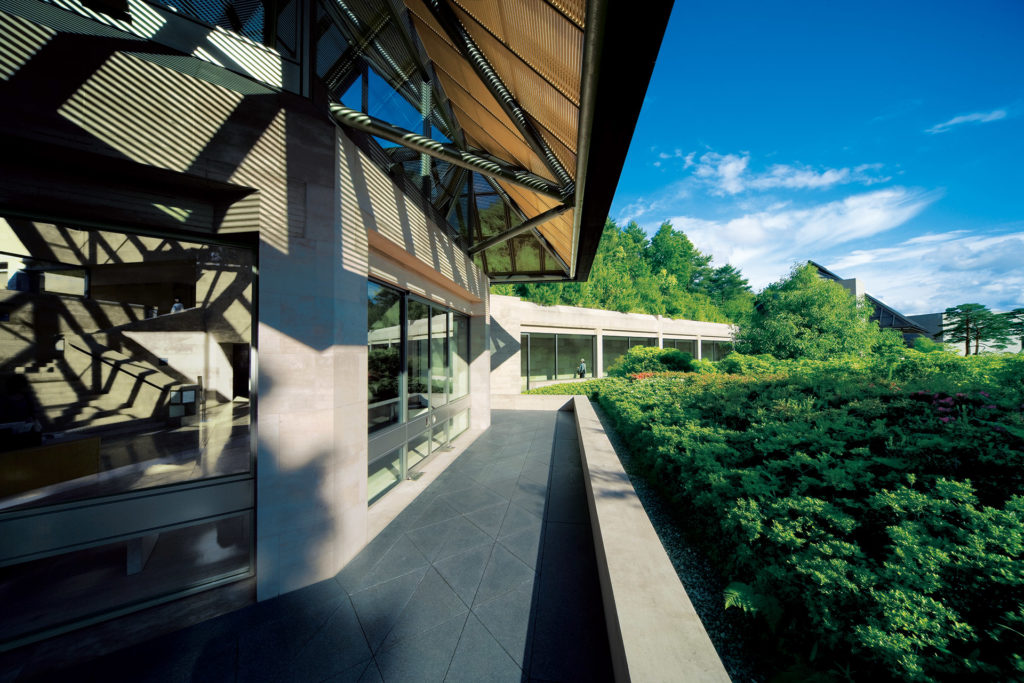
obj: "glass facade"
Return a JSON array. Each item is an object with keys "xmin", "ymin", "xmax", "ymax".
[
  {"xmin": 366, "ymin": 281, "xmax": 471, "ymax": 503},
  {"xmin": 664, "ymin": 338, "xmax": 697, "ymax": 356},
  {"xmin": 368, "ymin": 283, "xmax": 402, "ymax": 433},
  {"xmin": 602, "ymin": 335, "xmax": 658, "ymax": 374},
  {"xmin": 520, "ymin": 333, "xmax": 595, "ymax": 389},
  {"xmin": 0, "ymin": 217, "xmax": 255, "ymax": 646},
  {"xmin": 701, "ymin": 341, "xmax": 732, "ymax": 362}
]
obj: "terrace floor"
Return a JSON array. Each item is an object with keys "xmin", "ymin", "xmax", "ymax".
[{"xmin": 59, "ymin": 409, "xmax": 612, "ymax": 682}]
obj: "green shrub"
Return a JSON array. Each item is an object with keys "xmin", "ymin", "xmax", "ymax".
[
  {"xmin": 605, "ymin": 346, "xmax": 694, "ymax": 377},
  {"xmin": 592, "ymin": 353, "xmax": 1024, "ymax": 681},
  {"xmin": 524, "ymin": 378, "xmax": 610, "ymax": 396}
]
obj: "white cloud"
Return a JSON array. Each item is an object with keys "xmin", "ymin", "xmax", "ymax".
[
  {"xmin": 616, "ymin": 183, "xmax": 691, "ymax": 224},
  {"xmin": 691, "ymin": 152, "xmax": 888, "ymax": 196},
  {"xmin": 826, "ymin": 231, "xmax": 1024, "ymax": 313},
  {"xmin": 925, "ymin": 108, "xmax": 1007, "ymax": 134},
  {"xmin": 664, "ymin": 187, "xmax": 935, "ymax": 291}
]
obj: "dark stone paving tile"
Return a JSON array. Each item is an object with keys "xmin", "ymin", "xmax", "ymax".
[
  {"xmin": 433, "ymin": 543, "xmax": 493, "ymax": 606},
  {"xmin": 322, "ymin": 658, "xmax": 375, "ymax": 683},
  {"xmin": 444, "ymin": 614, "xmax": 522, "ymax": 682},
  {"xmin": 407, "ymin": 515, "xmax": 492, "ymax": 563},
  {"xmin": 480, "ymin": 475, "xmax": 520, "ymax": 498},
  {"xmin": 518, "ymin": 459, "xmax": 551, "ymax": 487},
  {"xmin": 380, "ymin": 568, "xmax": 468, "ymax": 651},
  {"xmin": 343, "ymin": 536, "xmax": 431, "ymax": 594},
  {"xmin": 510, "ymin": 480, "xmax": 547, "ymax": 519},
  {"xmin": 475, "ymin": 459, "xmax": 526, "ymax": 484},
  {"xmin": 408, "ymin": 498, "xmax": 463, "ymax": 531},
  {"xmin": 497, "ymin": 503, "xmax": 542, "ymax": 540},
  {"xmin": 350, "ymin": 569, "xmax": 428, "ymax": 652},
  {"xmin": 432, "ymin": 469, "xmax": 478, "ymax": 495},
  {"xmin": 236, "ymin": 612, "xmax": 316, "ymax": 681},
  {"xmin": 474, "ymin": 543, "xmax": 535, "ymax": 607},
  {"xmin": 471, "ymin": 580, "xmax": 534, "ymax": 667},
  {"xmin": 373, "ymin": 612, "xmax": 466, "ymax": 683},
  {"xmin": 497, "ymin": 527, "xmax": 542, "ymax": 570},
  {"xmin": 292, "ymin": 599, "xmax": 373, "ymax": 681},
  {"xmin": 356, "ymin": 659, "xmax": 385, "ymax": 682},
  {"xmin": 463, "ymin": 501, "xmax": 509, "ymax": 538},
  {"xmin": 441, "ymin": 485, "xmax": 508, "ymax": 515}
]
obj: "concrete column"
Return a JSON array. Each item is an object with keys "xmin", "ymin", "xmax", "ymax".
[
  {"xmin": 595, "ymin": 328, "xmax": 604, "ymax": 378},
  {"xmin": 470, "ymin": 314, "xmax": 491, "ymax": 429},
  {"xmin": 657, "ymin": 315, "xmax": 664, "ymax": 348},
  {"xmin": 695, "ymin": 335, "xmax": 702, "ymax": 359}
]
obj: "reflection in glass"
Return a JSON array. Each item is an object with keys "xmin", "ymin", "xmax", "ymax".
[
  {"xmin": 0, "ymin": 512, "xmax": 251, "ymax": 644},
  {"xmin": 520, "ymin": 334, "xmax": 529, "ymax": 392},
  {"xmin": 407, "ymin": 300, "xmax": 430, "ymax": 418},
  {"xmin": 0, "ymin": 219, "xmax": 252, "ymax": 511},
  {"xmin": 368, "ymin": 282, "xmax": 402, "ymax": 432},
  {"xmin": 556, "ymin": 334, "xmax": 594, "ymax": 379},
  {"xmin": 701, "ymin": 341, "xmax": 730, "ymax": 361},
  {"xmin": 629, "ymin": 337, "xmax": 658, "ymax": 349},
  {"xmin": 529, "ymin": 333, "xmax": 555, "ymax": 382},
  {"xmin": 368, "ymin": 447, "xmax": 402, "ymax": 505},
  {"xmin": 451, "ymin": 410, "xmax": 469, "ymax": 440},
  {"xmin": 407, "ymin": 431, "xmax": 429, "ymax": 471},
  {"xmin": 453, "ymin": 314, "xmax": 469, "ymax": 399},
  {"xmin": 431, "ymin": 419, "xmax": 448, "ymax": 452},
  {"xmin": 602, "ymin": 336, "xmax": 629, "ymax": 374},
  {"xmin": 430, "ymin": 308, "xmax": 448, "ymax": 408},
  {"xmin": 666, "ymin": 338, "xmax": 696, "ymax": 356}
]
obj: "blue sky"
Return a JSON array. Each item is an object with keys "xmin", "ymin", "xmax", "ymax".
[{"xmin": 609, "ymin": 0, "xmax": 1024, "ymax": 315}]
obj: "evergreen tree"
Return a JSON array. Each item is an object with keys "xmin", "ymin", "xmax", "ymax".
[
  {"xmin": 488, "ymin": 218, "xmax": 752, "ymax": 325},
  {"xmin": 736, "ymin": 263, "xmax": 883, "ymax": 360},
  {"xmin": 941, "ymin": 303, "xmax": 1014, "ymax": 355}
]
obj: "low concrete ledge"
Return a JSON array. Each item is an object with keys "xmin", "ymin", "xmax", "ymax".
[{"xmin": 573, "ymin": 395, "xmax": 730, "ymax": 682}]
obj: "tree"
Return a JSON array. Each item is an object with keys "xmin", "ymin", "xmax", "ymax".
[
  {"xmin": 489, "ymin": 219, "xmax": 752, "ymax": 325},
  {"xmin": 941, "ymin": 304, "xmax": 1014, "ymax": 355},
  {"xmin": 735, "ymin": 263, "xmax": 884, "ymax": 360},
  {"xmin": 1003, "ymin": 308, "xmax": 1024, "ymax": 351}
]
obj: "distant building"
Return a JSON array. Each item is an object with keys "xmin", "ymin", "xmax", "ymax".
[
  {"xmin": 810, "ymin": 261, "xmax": 929, "ymax": 343},
  {"xmin": 489, "ymin": 295, "xmax": 735, "ymax": 393}
]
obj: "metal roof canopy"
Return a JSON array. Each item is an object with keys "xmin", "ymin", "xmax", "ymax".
[{"xmin": 326, "ymin": 0, "xmax": 674, "ymax": 282}]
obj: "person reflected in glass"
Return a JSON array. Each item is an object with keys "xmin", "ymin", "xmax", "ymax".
[{"xmin": 577, "ymin": 358, "xmax": 587, "ymax": 378}]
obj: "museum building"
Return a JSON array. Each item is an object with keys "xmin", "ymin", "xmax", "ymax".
[{"xmin": 0, "ymin": 0, "xmax": 671, "ymax": 652}]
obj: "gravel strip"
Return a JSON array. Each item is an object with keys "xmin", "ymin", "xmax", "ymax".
[{"xmin": 590, "ymin": 400, "xmax": 765, "ymax": 682}]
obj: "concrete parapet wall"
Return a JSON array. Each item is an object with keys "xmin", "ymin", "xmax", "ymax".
[{"xmin": 573, "ymin": 395, "xmax": 729, "ymax": 682}]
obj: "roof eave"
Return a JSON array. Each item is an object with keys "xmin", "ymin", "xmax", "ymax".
[{"xmin": 571, "ymin": 0, "xmax": 675, "ymax": 281}]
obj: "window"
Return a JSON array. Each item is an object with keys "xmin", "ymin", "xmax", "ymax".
[
  {"xmin": 368, "ymin": 282, "xmax": 402, "ymax": 433},
  {"xmin": 700, "ymin": 340, "xmax": 732, "ymax": 361},
  {"xmin": 0, "ymin": 217, "xmax": 254, "ymax": 646},
  {"xmin": 664, "ymin": 339, "xmax": 696, "ymax": 356},
  {"xmin": 0, "ymin": 221, "xmax": 254, "ymax": 510},
  {"xmin": 602, "ymin": 335, "xmax": 657, "ymax": 373},
  {"xmin": 366, "ymin": 282, "xmax": 472, "ymax": 505}
]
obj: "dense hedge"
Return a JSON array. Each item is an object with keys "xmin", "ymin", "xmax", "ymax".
[{"xmin": 529, "ymin": 351, "xmax": 1024, "ymax": 681}]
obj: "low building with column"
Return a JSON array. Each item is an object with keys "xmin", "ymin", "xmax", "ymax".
[{"xmin": 490, "ymin": 294, "xmax": 735, "ymax": 393}]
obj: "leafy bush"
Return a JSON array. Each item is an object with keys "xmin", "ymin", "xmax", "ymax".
[
  {"xmin": 581, "ymin": 352, "xmax": 1024, "ymax": 681},
  {"xmin": 605, "ymin": 346, "xmax": 694, "ymax": 377},
  {"xmin": 524, "ymin": 378, "xmax": 609, "ymax": 396},
  {"xmin": 913, "ymin": 336, "xmax": 949, "ymax": 354}
]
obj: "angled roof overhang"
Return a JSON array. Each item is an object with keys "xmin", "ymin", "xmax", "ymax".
[{"xmin": 321, "ymin": 0, "xmax": 674, "ymax": 281}]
